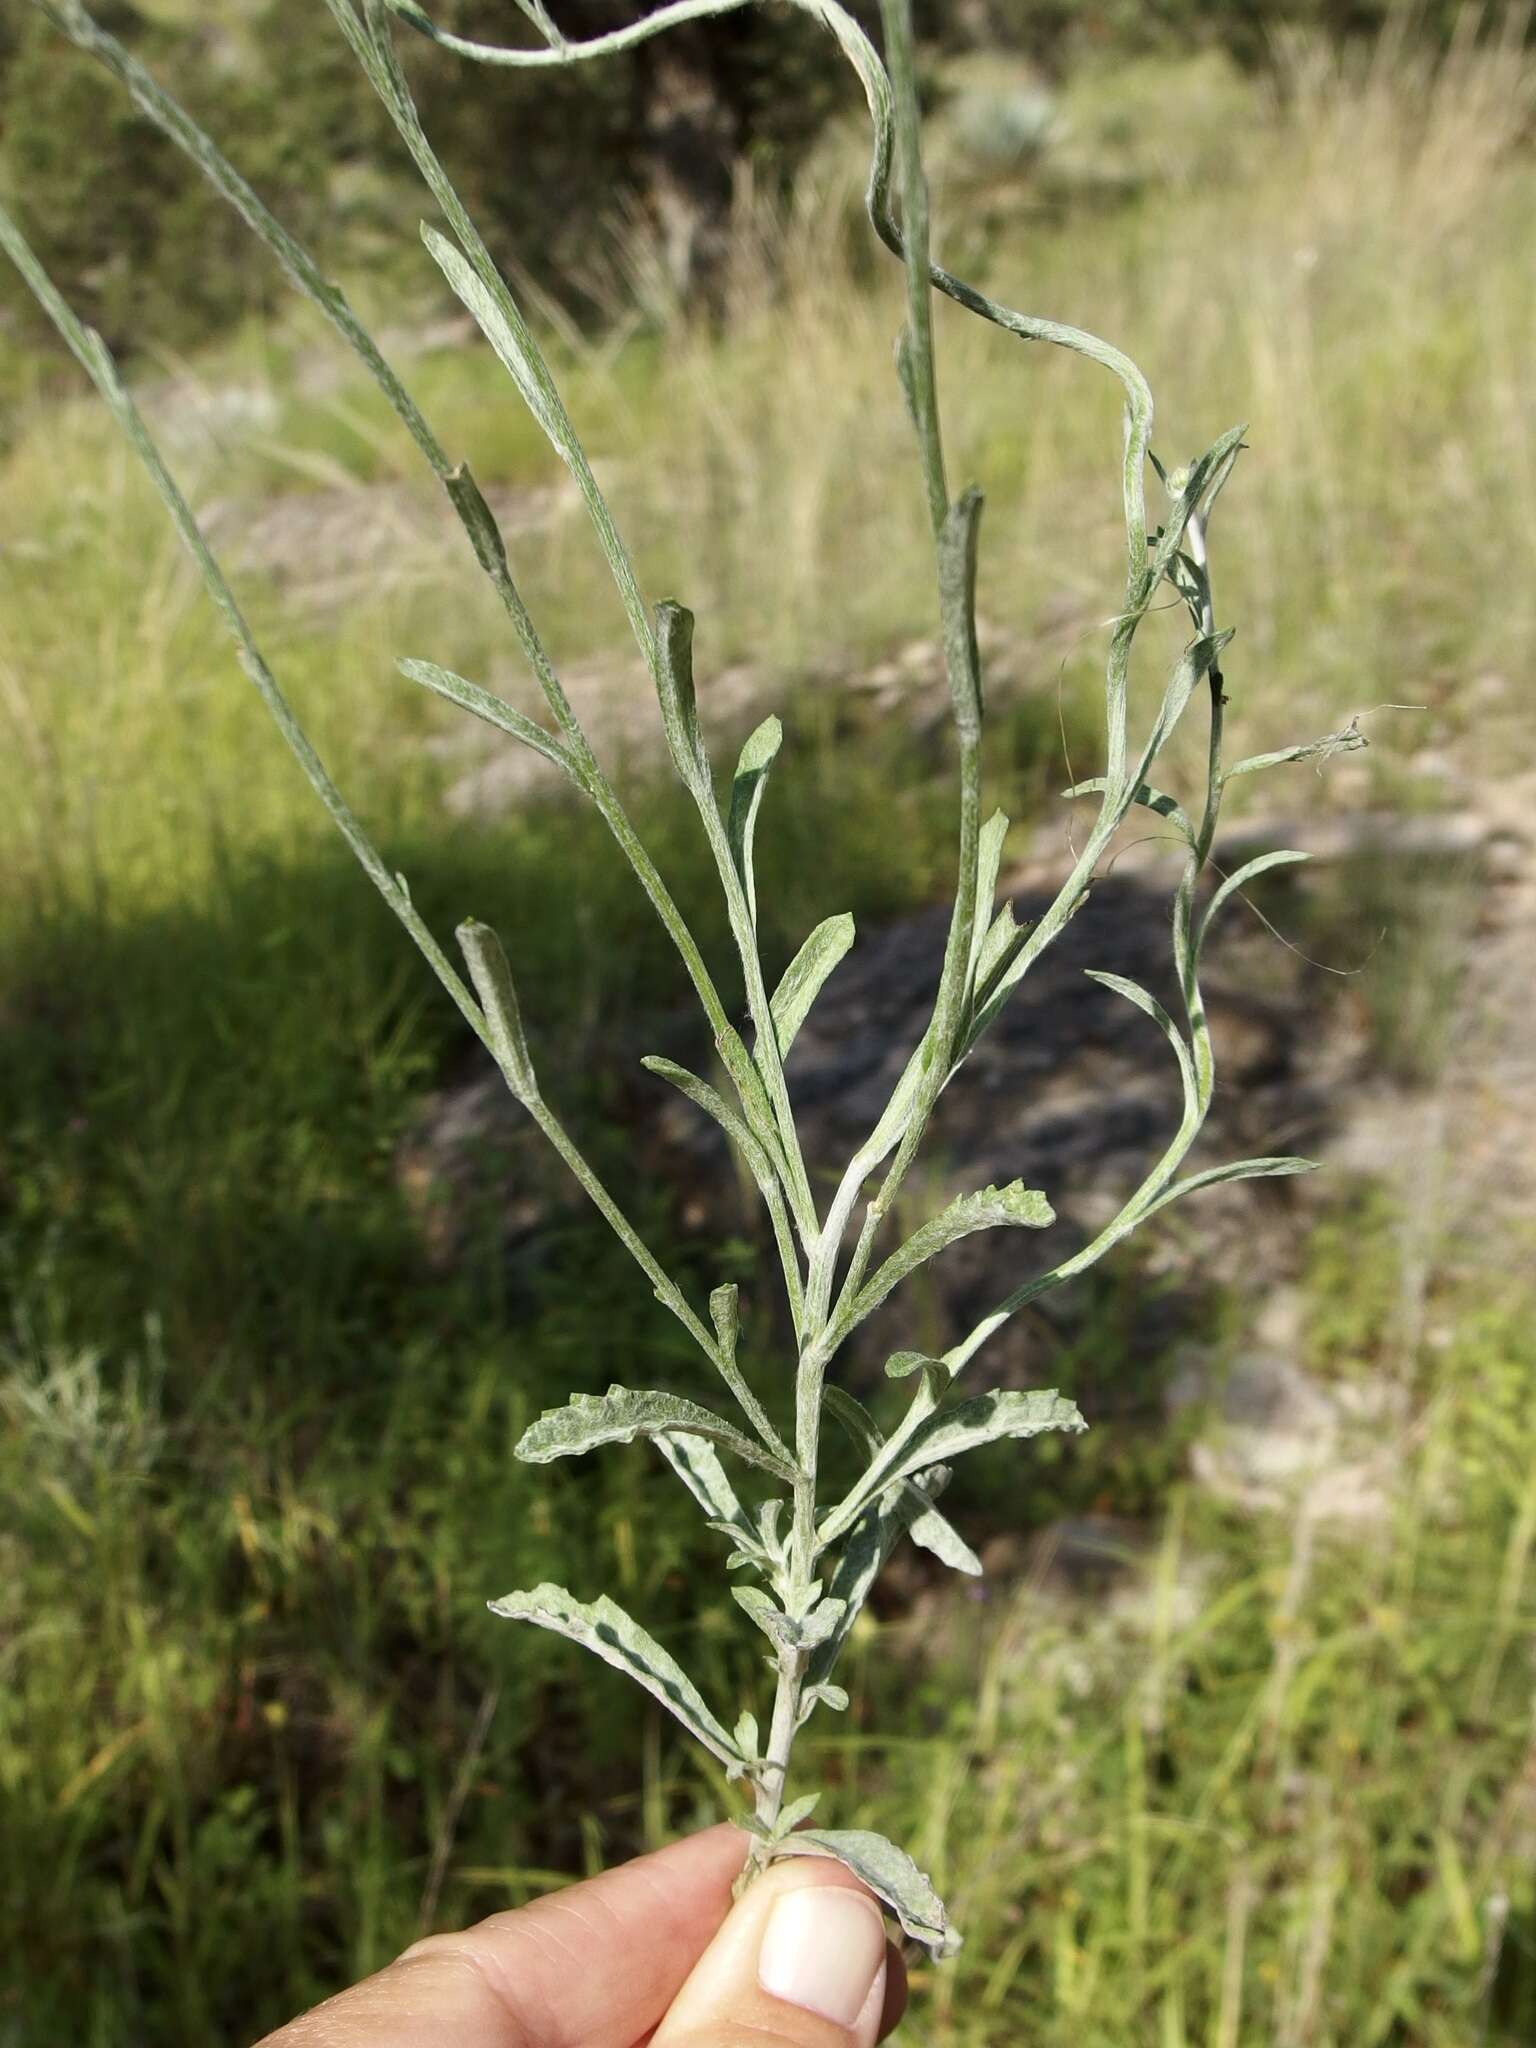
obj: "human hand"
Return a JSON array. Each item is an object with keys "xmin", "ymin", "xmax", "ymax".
[{"xmin": 255, "ymin": 1823, "xmax": 908, "ymax": 2048}]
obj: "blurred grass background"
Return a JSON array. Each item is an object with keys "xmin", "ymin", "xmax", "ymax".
[{"xmin": 2, "ymin": 8, "xmax": 1536, "ymax": 2044}]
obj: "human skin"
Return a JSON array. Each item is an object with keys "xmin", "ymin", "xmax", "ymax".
[{"xmin": 255, "ymin": 1823, "xmax": 908, "ymax": 2048}]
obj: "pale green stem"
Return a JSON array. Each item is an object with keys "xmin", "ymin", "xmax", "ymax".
[
  {"xmin": 31, "ymin": 0, "xmax": 813, "ymax": 1319},
  {"xmin": 0, "ymin": 199, "xmax": 794, "ymax": 1466}
]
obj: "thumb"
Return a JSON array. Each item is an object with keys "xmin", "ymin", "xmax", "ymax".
[{"xmin": 651, "ymin": 1854, "xmax": 904, "ymax": 2048}]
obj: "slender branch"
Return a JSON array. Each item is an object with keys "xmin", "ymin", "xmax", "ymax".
[
  {"xmin": 0, "ymin": 199, "xmax": 794, "ymax": 1464},
  {"xmin": 30, "ymin": 0, "xmax": 817, "ymax": 1316}
]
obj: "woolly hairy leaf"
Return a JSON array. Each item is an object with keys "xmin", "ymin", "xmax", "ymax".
[
  {"xmin": 709, "ymin": 1282, "xmax": 740, "ymax": 1357},
  {"xmin": 1084, "ymin": 971, "xmax": 1196, "ymax": 1124},
  {"xmin": 654, "ymin": 1432, "xmax": 748, "ymax": 1530},
  {"xmin": 399, "ymin": 658, "xmax": 579, "ymax": 782},
  {"xmin": 727, "ymin": 715, "xmax": 782, "ymax": 926},
  {"xmin": 770, "ymin": 914, "xmax": 855, "ymax": 1059},
  {"xmin": 770, "ymin": 1829, "xmax": 961, "ymax": 1960},
  {"xmin": 641, "ymin": 1056, "xmax": 774, "ymax": 1183},
  {"xmin": 733, "ymin": 1585, "xmax": 846, "ymax": 1654},
  {"xmin": 822, "ymin": 1383, "xmax": 979, "ymax": 1576},
  {"xmin": 967, "ymin": 808, "xmax": 1009, "ymax": 990},
  {"xmin": 1064, "ymin": 774, "xmax": 1192, "ymax": 842},
  {"xmin": 1198, "ymin": 849, "xmax": 1309, "ymax": 952},
  {"xmin": 855, "ymin": 1179, "xmax": 1054, "ymax": 1323},
  {"xmin": 516, "ymin": 1385, "xmax": 797, "ymax": 1482},
  {"xmin": 1226, "ymin": 723, "xmax": 1367, "ymax": 780},
  {"xmin": 653, "ymin": 600, "xmax": 710, "ymax": 795},
  {"xmin": 422, "ymin": 225, "xmax": 563, "ymax": 448},
  {"xmin": 456, "ymin": 921, "xmax": 538, "ymax": 1102},
  {"xmin": 489, "ymin": 1582, "xmax": 741, "ymax": 1765},
  {"xmin": 1147, "ymin": 1155, "xmax": 1318, "ymax": 1217},
  {"xmin": 823, "ymin": 1388, "xmax": 1085, "ymax": 1544}
]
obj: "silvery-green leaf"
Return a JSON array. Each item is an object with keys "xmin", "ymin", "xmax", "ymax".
[
  {"xmin": 488, "ymin": 1583, "xmax": 740, "ymax": 1766},
  {"xmin": 1225, "ymin": 722, "xmax": 1367, "ymax": 780},
  {"xmin": 732, "ymin": 1584, "xmax": 790, "ymax": 1650},
  {"xmin": 770, "ymin": 1829, "xmax": 961, "ymax": 1960},
  {"xmin": 727, "ymin": 715, "xmax": 782, "ymax": 926},
  {"xmin": 797, "ymin": 1684, "xmax": 849, "ymax": 1729},
  {"xmin": 1197, "ymin": 849, "xmax": 1309, "ymax": 954},
  {"xmin": 456, "ymin": 920, "xmax": 538, "ymax": 1103},
  {"xmin": 1084, "ymin": 971, "xmax": 1196, "ymax": 1124},
  {"xmin": 517, "ymin": 1385, "xmax": 796, "ymax": 1482},
  {"xmin": 855, "ymin": 1180, "xmax": 1054, "ymax": 1323},
  {"xmin": 653, "ymin": 600, "xmax": 711, "ymax": 795},
  {"xmin": 938, "ymin": 487, "xmax": 984, "ymax": 740},
  {"xmin": 770, "ymin": 914, "xmax": 855, "ymax": 1059},
  {"xmin": 967, "ymin": 809, "xmax": 1010, "ymax": 991},
  {"xmin": 734, "ymin": 1709, "xmax": 760, "ymax": 1758},
  {"xmin": 822, "ymin": 1386, "xmax": 979, "ymax": 1577},
  {"xmin": 822, "ymin": 1388, "xmax": 1085, "ymax": 1545},
  {"xmin": 656, "ymin": 1432, "xmax": 749, "ymax": 1532},
  {"xmin": 756, "ymin": 1499, "xmax": 788, "ymax": 1562},
  {"xmin": 443, "ymin": 463, "xmax": 509, "ymax": 581},
  {"xmin": 1146, "ymin": 1155, "xmax": 1318, "ymax": 1218},
  {"xmin": 399, "ymin": 658, "xmax": 581, "ymax": 786},
  {"xmin": 775, "ymin": 1792, "xmax": 823, "ymax": 1836},
  {"xmin": 733, "ymin": 1585, "xmax": 845, "ymax": 1654},
  {"xmin": 641, "ymin": 1057, "xmax": 785, "ymax": 1209},
  {"xmin": 799, "ymin": 1683, "xmax": 849, "ymax": 1723},
  {"xmin": 709, "ymin": 1282, "xmax": 740, "ymax": 1357},
  {"xmin": 422, "ymin": 226, "xmax": 563, "ymax": 450},
  {"xmin": 884, "ymin": 1349, "xmax": 938, "ymax": 1380},
  {"xmin": 1063, "ymin": 774, "xmax": 1192, "ymax": 842}
]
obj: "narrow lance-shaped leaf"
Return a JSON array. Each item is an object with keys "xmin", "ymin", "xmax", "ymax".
[
  {"xmin": 855, "ymin": 1179, "xmax": 1054, "ymax": 1324},
  {"xmin": 821, "ymin": 1388, "xmax": 1086, "ymax": 1546},
  {"xmin": 1197, "ymin": 848, "xmax": 1309, "ymax": 958},
  {"xmin": 654, "ymin": 1431, "xmax": 750, "ymax": 1532},
  {"xmin": 966, "ymin": 808, "xmax": 1009, "ymax": 991},
  {"xmin": 516, "ymin": 1385, "xmax": 797, "ymax": 1482},
  {"xmin": 398, "ymin": 658, "xmax": 583, "ymax": 786},
  {"xmin": 1084, "ymin": 971, "xmax": 1197, "ymax": 1126},
  {"xmin": 457, "ymin": 921, "xmax": 538, "ymax": 1103},
  {"xmin": 727, "ymin": 715, "xmax": 782, "ymax": 927},
  {"xmin": 1225, "ymin": 722, "xmax": 1367, "ymax": 781},
  {"xmin": 1145, "ymin": 1155, "xmax": 1318, "ymax": 1219},
  {"xmin": 769, "ymin": 914, "xmax": 856, "ymax": 1060},
  {"xmin": 653, "ymin": 600, "xmax": 710, "ymax": 796},
  {"xmin": 770, "ymin": 1829, "xmax": 962, "ymax": 1961},
  {"xmin": 1064, "ymin": 775, "xmax": 1192, "ymax": 843},
  {"xmin": 489, "ymin": 1582, "xmax": 742, "ymax": 1767},
  {"xmin": 823, "ymin": 1382, "xmax": 980, "ymax": 1576},
  {"xmin": 422, "ymin": 224, "xmax": 564, "ymax": 450}
]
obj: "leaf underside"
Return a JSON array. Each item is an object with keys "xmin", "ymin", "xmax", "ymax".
[{"xmin": 769, "ymin": 1827, "xmax": 962, "ymax": 1960}]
